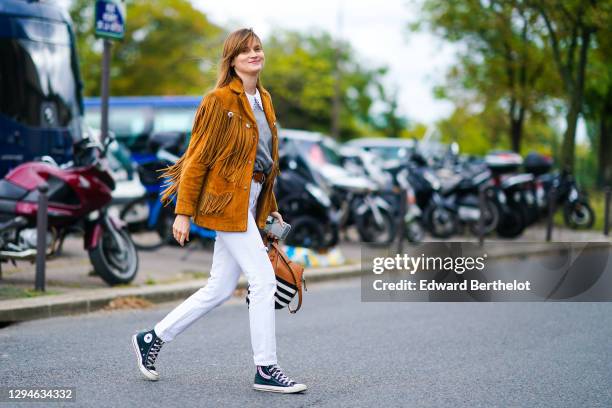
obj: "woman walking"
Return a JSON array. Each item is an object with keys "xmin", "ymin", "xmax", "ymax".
[{"xmin": 131, "ymin": 28, "xmax": 307, "ymax": 394}]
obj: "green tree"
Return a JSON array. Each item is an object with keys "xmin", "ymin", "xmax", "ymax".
[
  {"xmin": 69, "ymin": 2, "xmax": 406, "ymax": 139},
  {"xmin": 411, "ymin": 0, "xmax": 558, "ymax": 154},
  {"xmin": 69, "ymin": 0, "xmax": 225, "ymax": 96},
  {"xmin": 582, "ymin": 2, "xmax": 612, "ymax": 187},
  {"xmin": 525, "ymin": 0, "xmax": 605, "ymax": 172},
  {"xmin": 261, "ymin": 30, "xmax": 406, "ymax": 140}
]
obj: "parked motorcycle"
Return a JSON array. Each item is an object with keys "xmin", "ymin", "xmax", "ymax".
[
  {"xmin": 280, "ymin": 133, "xmax": 397, "ymax": 246},
  {"xmin": 342, "ymin": 146, "xmax": 424, "ymax": 243},
  {"xmin": 0, "ymin": 135, "xmax": 139, "ymax": 285},
  {"xmin": 275, "ymin": 150, "xmax": 340, "ymax": 250},
  {"xmin": 376, "ymin": 163, "xmax": 424, "ymax": 242},
  {"xmin": 119, "ymin": 131, "xmax": 216, "ymax": 250},
  {"xmin": 404, "ymin": 153, "xmax": 459, "ymax": 238},
  {"xmin": 556, "ymin": 171, "xmax": 595, "ymax": 229},
  {"xmin": 436, "ymin": 163, "xmax": 500, "ymax": 236},
  {"xmin": 486, "ymin": 151, "xmax": 536, "ymax": 238},
  {"xmin": 524, "ymin": 153, "xmax": 595, "ymax": 229}
]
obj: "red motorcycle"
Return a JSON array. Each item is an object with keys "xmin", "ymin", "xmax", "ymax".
[{"xmin": 0, "ymin": 136, "xmax": 138, "ymax": 285}]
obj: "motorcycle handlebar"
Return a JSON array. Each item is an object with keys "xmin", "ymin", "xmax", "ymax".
[{"xmin": 0, "ymin": 216, "xmax": 28, "ymax": 231}]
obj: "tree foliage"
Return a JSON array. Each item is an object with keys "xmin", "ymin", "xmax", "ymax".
[
  {"xmin": 70, "ymin": 0, "xmax": 226, "ymax": 96},
  {"xmin": 412, "ymin": 0, "xmax": 559, "ymax": 154},
  {"xmin": 262, "ymin": 30, "xmax": 406, "ymax": 140},
  {"xmin": 69, "ymin": 2, "xmax": 406, "ymax": 139},
  {"xmin": 411, "ymin": 0, "xmax": 612, "ymax": 185}
]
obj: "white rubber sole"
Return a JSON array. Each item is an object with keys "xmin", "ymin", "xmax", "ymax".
[
  {"xmin": 253, "ymin": 383, "xmax": 307, "ymax": 393},
  {"xmin": 131, "ymin": 334, "xmax": 159, "ymax": 381}
]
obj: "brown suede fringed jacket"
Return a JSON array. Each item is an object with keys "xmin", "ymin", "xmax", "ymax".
[{"xmin": 160, "ymin": 76, "xmax": 279, "ymax": 232}]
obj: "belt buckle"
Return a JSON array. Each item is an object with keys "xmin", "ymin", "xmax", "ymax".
[{"xmin": 254, "ymin": 171, "xmax": 265, "ymax": 184}]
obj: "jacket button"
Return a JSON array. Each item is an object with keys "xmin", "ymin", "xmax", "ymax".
[
  {"xmin": 246, "ymin": 123, "xmax": 251, "ymax": 128},
  {"xmin": 243, "ymin": 186, "xmax": 247, "ymax": 190}
]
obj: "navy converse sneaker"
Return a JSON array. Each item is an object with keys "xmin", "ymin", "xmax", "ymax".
[
  {"xmin": 132, "ymin": 329, "xmax": 164, "ymax": 381},
  {"xmin": 253, "ymin": 364, "xmax": 307, "ymax": 393}
]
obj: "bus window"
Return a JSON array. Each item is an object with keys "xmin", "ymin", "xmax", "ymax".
[{"xmin": 0, "ymin": 20, "xmax": 79, "ymax": 129}]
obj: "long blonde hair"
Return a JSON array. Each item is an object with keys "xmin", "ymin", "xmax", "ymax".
[{"xmin": 215, "ymin": 28, "xmax": 263, "ymax": 89}]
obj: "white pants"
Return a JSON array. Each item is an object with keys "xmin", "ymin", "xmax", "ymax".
[{"xmin": 154, "ymin": 179, "xmax": 277, "ymax": 366}]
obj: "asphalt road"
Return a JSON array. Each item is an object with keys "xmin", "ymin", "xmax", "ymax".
[{"xmin": 1, "ymin": 277, "xmax": 611, "ymax": 408}]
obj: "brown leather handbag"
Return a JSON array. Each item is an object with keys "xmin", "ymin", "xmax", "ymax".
[{"xmin": 246, "ymin": 236, "xmax": 307, "ymax": 313}]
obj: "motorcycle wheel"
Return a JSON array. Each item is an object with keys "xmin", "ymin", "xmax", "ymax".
[
  {"xmin": 356, "ymin": 207, "xmax": 397, "ymax": 246},
  {"xmin": 323, "ymin": 227, "xmax": 340, "ymax": 248},
  {"xmin": 405, "ymin": 220, "xmax": 425, "ymax": 243},
  {"xmin": 423, "ymin": 205, "xmax": 457, "ymax": 239},
  {"xmin": 285, "ymin": 215, "xmax": 327, "ymax": 250},
  {"xmin": 563, "ymin": 200, "xmax": 595, "ymax": 229},
  {"xmin": 120, "ymin": 196, "xmax": 172, "ymax": 250},
  {"xmin": 496, "ymin": 205, "xmax": 526, "ymax": 238},
  {"xmin": 89, "ymin": 222, "xmax": 139, "ymax": 286},
  {"xmin": 468, "ymin": 200, "xmax": 500, "ymax": 236}
]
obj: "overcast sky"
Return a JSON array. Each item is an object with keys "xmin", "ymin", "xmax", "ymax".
[{"xmin": 192, "ymin": 0, "xmax": 456, "ymax": 125}]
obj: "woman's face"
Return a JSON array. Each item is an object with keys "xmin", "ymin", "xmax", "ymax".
[{"xmin": 232, "ymin": 38, "xmax": 265, "ymax": 76}]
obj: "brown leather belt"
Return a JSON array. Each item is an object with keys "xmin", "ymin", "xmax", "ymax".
[{"xmin": 252, "ymin": 171, "xmax": 266, "ymax": 184}]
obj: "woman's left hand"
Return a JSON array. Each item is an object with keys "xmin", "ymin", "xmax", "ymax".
[{"xmin": 266, "ymin": 211, "xmax": 284, "ymax": 240}]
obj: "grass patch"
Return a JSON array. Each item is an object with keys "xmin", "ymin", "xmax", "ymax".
[
  {"xmin": 0, "ymin": 286, "xmax": 61, "ymax": 301},
  {"xmin": 145, "ymin": 277, "xmax": 157, "ymax": 285},
  {"xmin": 187, "ymin": 271, "xmax": 208, "ymax": 279},
  {"xmin": 588, "ymin": 190, "xmax": 609, "ymax": 232}
]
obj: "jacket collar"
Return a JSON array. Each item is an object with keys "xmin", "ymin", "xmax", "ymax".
[
  {"xmin": 229, "ymin": 76, "xmax": 244, "ymax": 94},
  {"xmin": 229, "ymin": 75, "xmax": 269, "ymax": 98},
  {"xmin": 228, "ymin": 76, "xmax": 274, "ymax": 128}
]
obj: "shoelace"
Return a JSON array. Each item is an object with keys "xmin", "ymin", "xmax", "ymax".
[
  {"xmin": 146, "ymin": 338, "xmax": 164, "ymax": 369},
  {"xmin": 269, "ymin": 364, "xmax": 296, "ymax": 386}
]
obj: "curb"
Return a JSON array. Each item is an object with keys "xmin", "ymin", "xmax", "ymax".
[
  {"xmin": 1, "ymin": 242, "xmax": 609, "ymax": 323},
  {"xmin": 0, "ymin": 263, "xmax": 363, "ymax": 323}
]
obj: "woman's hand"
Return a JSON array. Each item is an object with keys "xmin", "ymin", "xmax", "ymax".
[
  {"xmin": 173, "ymin": 214, "xmax": 191, "ymax": 246},
  {"xmin": 266, "ymin": 211, "xmax": 284, "ymax": 240}
]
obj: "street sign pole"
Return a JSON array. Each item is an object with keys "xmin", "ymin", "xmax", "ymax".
[
  {"xmin": 100, "ymin": 39, "xmax": 111, "ymax": 144},
  {"xmin": 95, "ymin": 0, "xmax": 126, "ymax": 144}
]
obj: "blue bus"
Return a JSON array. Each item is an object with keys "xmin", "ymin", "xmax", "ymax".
[
  {"xmin": 0, "ymin": 0, "xmax": 84, "ymax": 177},
  {"xmin": 84, "ymin": 95, "xmax": 201, "ymax": 158}
]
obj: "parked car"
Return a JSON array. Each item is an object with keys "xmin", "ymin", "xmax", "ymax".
[{"xmin": 345, "ymin": 137, "xmax": 416, "ymax": 165}]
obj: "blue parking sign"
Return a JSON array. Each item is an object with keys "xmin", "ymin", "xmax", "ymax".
[{"xmin": 94, "ymin": 0, "xmax": 126, "ymax": 40}]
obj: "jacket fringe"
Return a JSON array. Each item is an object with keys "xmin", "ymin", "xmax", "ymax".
[
  {"xmin": 158, "ymin": 93, "xmax": 253, "ymax": 204},
  {"xmin": 199, "ymin": 191, "xmax": 233, "ymax": 215},
  {"xmin": 158, "ymin": 154, "xmax": 188, "ymax": 205},
  {"xmin": 215, "ymin": 117, "xmax": 252, "ymax": 182}
]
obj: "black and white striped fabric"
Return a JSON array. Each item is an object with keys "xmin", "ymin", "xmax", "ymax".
[{"xmin": 246, "ymin": 275, "xmax": 298, "ymax": 310}]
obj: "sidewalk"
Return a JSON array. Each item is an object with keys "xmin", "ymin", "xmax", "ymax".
[{"xmin": 0, "ymin": 224, "xmax": 608, "ymax": 322}]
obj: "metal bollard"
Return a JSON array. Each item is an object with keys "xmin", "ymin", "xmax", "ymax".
[
  {"xmin": 546, "ymin": 187, "xmax": 556, "ymax": 242},
  {"xmin": 605, "ymin": 187, "xmax": 611, "ymax": 236},
  {"xmin": 396, "ymin": 188, "xmax": 407, "ymax": 254},
  {"xmin": 35, "ymin": 182, "xmax": 48, "ymax": 292},
  {"xmin": 478, "ymin": 186, "xmax": 486, "ymax": 247}
]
